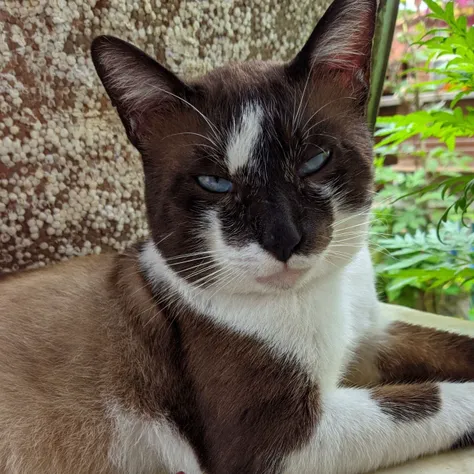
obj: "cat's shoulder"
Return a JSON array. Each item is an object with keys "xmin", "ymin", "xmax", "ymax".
[
  {"xmin": 0, "ymin": 252, "xmax": 116, "ymax": 289},
  {"xmin": 0, "ymin": 248, "xmax": 152, "ymax": 329}
]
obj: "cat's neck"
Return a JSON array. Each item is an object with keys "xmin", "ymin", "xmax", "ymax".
[{"xmin": 139, "ymin": 240, "xmax": 359, "ymax": 386}]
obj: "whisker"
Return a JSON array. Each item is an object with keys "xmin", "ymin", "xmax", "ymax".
[
  {"xmin": 182, "ymin": 260, "xmax": 228, "ymax": 281},
  {"xmin": 191, "ymin": 265, "xmax": 234, "ymax": 288},
  {"xmin": 308, "ymin": 132, "xmax": 339, "ymax": 142},
  {"xmin": 331, "ymin": 215, "xmax": 371, "ymax": 229},
  {"xmin": 192, "ymin": 267, "xmax": 237, "ymax": 297},
  {"xmin": 162, "ymin": 131, "xmax": 220, "ymax": 151},
  {"xmin": 205, "ymin": 269, "xmax": 246, "ymax": 301},
  {"xmin": 154, "ymin": 232, "xmax": 175, "ymax": 246},
  {"xmin": 293, "ymin": 72, "xmax": 313, "ymax": 135},
  {"xmin": 166, "ymin": 250, "xmax": 222, "ymax": 262},
  {"xmin": 330, "ymin": 237, "xmax": 367, "ymax": 245},
  {"xmin": 301, "ymin": 97, "xmax": 356, "ymax": 134},
  {"xmin": 167, "ymin": 256, "xmax": 219, "ymax": 267},
  {"xmin": 154, "ymin": 87, "xmax": 222, "ymax": 142}
]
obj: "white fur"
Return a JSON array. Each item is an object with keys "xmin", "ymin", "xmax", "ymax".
[
  {"xmin": 108, "ymin": 404, "xmax": 201, "ymax": 474},
  {"xmin": 199, "ymin": 202, "xmax": 372, "ymax": 292},
  {"xmin": 226, "ymin": 102, "xmax": 263, "ymax": 173},
  {"xmin": 137, "ymin": 174, "xmax": 390, "ymax": 471},
  {"xmin": 140, "ymin": 215, "xmax": 377, "ymax": 389},
  {"xmin": 283, "ymin": 383, "xmax": 474, "ymax": 473}
]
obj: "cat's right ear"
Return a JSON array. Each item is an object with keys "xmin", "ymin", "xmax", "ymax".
[
  {"xmin": 91, "ymin": 36, "xmax": 190, "ymax": 150},
  {"xmin": 287, "ymin": 0, "xmax": 377, "ymax": 108}
]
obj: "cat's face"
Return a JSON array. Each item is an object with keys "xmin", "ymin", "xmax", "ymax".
[{"xmin": 92, "ymin": 0, "xmax": 376, "ymax": 294}]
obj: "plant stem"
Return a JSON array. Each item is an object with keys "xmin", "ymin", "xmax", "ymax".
[{"xmin": 368, "ymin": 0, "xmax": 401, "ymax": 131}]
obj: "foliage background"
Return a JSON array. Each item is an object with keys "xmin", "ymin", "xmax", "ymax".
[{"xmin": 373, "ymin": 0, "xmax": 474, "ymax": 319}]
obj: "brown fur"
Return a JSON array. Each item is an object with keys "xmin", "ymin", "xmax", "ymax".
[
  {"xmin": 0, "ymin": 250, "xmax": 318, "ymax": 473},
  {"xmin": 379, "ymin": 322, "xmax": 474, "ymax": 383},
  {"xmin": 0, "ymin": 254, "xmax": 117, "ymax": 473},
  {"xmin": 173, "ymin": 309, "xmax": 319, "ymax": 473},
  {"xmin": 1, "ymin": 2, "xmax": 378, "ymax": 470},
  {"xmin": 2, "ymin": 252, "xmax": 473, "ymax": 473},
  {"xmin": 344, "ymin": 321, "xmax": 474, "ymax": 388},
  {"xmin": 371, "ymin": 384, "xmax": 441, "ymax": 422}
]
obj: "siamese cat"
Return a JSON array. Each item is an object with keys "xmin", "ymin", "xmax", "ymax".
[{"xmin": 1, "ymin": 0, "xmax": 473, "ymax": 473}]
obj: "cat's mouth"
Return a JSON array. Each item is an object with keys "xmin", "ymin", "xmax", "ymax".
[{"xmin": 255, "ymin": 266, "xmax": 309, "ymax": 289}]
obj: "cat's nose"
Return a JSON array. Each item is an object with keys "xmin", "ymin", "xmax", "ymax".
[{"xmin": 261, "ymin": 223, "xmax": 302, "ymax": 263}]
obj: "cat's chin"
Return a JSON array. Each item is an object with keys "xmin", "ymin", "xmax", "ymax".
[{"xmin": 255, "ymin": 267, "xmax": 309, "ymax": 290}]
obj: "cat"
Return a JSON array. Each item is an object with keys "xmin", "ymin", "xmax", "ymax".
[{"xmin": 1, "ymin": 0, "xmax": 474, "ymax": 473}]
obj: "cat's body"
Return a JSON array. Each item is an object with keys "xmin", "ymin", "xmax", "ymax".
[
  {"xmin": 0, "ymin": 244, "xmax": 388, "ymax": 474},
  {"xmin": 2, "ymin": 229, "xmax": 474, "ymax": 474},
  {"xmin": 0, "ymin": 243, "xmax": 376, "ymax": 474},
  {"xmin": 2, "ymin": 0, "xmax": 474, "ymax": 472}
]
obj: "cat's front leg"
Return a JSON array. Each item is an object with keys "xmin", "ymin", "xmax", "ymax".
[
  {"xmin": 283, "ymin": 382, "xmax": 474, "ymax": 474},
  {"xmin": 344, "ymin": 321, "xmax": 474, "ymax": 387}
]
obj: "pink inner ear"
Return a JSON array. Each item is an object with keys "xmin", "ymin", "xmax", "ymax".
[
  {"xmin": 324, "ymin": 51, "xmax": 370, "ymax": 88},
  {"xmin": 321, "ymin": 12, "xmax": 374, "ymax": 88}
]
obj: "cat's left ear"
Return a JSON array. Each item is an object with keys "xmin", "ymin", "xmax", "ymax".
[{"xmin": 288, "ymin": 0, "xmax": 377, "ymax": 106}]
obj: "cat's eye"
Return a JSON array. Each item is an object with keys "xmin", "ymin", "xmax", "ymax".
[
  {"xmin": 197, "ymin": 175, "xmax": 233, "ymax": 193},
  {"xmin": 299, "ymin": 150, "xmax": 331, "ymax": 177}
]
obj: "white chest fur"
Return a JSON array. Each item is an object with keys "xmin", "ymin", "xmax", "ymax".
[{"xmin": 140, "ymin": 241, "xmax": 379, "ymax": 391}]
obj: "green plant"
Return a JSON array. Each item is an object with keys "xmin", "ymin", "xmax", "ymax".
[
  {"xmin": 374, "ymin": 222, "xmax": 474, "ymax": 319},
  {"xmin": 376, "ymin": 0, "xmax": 474, "ymax": 225},
  {"xmin": 372, "ymin": 0, "xmax": 474, "ymax": 318},
  {"xmin": 417, "ymin": 0, "xmax": 474, "ymax": 103}
]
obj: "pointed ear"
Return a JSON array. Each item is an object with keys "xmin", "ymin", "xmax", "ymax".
[
  {"xmin": 91, "ymin": 36, "xmax": 190, "ymax": 149},
  {"xmin": 288, "ymin": 0, "xmax": 377, "ymax": 105}
]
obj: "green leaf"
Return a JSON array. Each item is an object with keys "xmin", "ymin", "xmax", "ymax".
[
  {"xmin": 389, "ymin": 248, "xmax": 422, "ymax": 257},
  {"xmin": 467, "ymin": 28, "xmax": 474, "ymax": 48},
  {"xmin": 424, "ymin": 0, "xmax": 446, "ymax": 19},
  {"xmin": 382, "ymin": 253, "xmax": 436, "ymax": 272},
  {"xmin": 440, "ymin": 284, "xmax": 461, "ymax": 295},
  {"xmin": 436, "ymin": 204, "xmax": 456, "ymax": 240},
  {"xmin": 386, "ymin": 277, "xmax": 420, "ymax": 293},
  {"xmin": 445, "ymin": 2, "xmax": 455, "ymax": 24},
  {"xmin": 457, "ymin": 16, "xmax": 468, "ymax": 32},
  {"xmin": 451, "ymin": 91, "xmax": 469, "ymax": 108},
  {"xmin": 445, "ymin": 134, "xmax": 456, "ymax": 151}
]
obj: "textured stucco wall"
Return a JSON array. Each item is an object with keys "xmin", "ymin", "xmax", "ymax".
[{"xmin": 0, "ymin": 0, "xmax": 333, "ymax": 273}]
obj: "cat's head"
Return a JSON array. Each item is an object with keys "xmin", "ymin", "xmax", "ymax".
[{"xmin": 92, "ymin": 0, "xmax": 376, "ymax": 294}]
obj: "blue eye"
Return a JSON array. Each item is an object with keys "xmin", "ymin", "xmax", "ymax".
[
  {"xmin": 299, "ymin": 150, "xmax": 331, "ymax": 177},
  {"xmin": 197, "ymin": 175, "xmax": 233, "ymax": 193}
]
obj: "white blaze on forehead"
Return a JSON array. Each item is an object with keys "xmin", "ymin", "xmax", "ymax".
[{"xmin": 226, "ymin": 102, "xmax": 264, "ymax": 174}]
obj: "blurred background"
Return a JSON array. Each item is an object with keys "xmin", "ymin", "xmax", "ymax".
[
  {"xmin": 1, "ymin": 0, "xmax": 473, "ymax": 320},
  {"xmin": 372, "ymin": 0, "xmax": 474, "ymax": 319}
]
